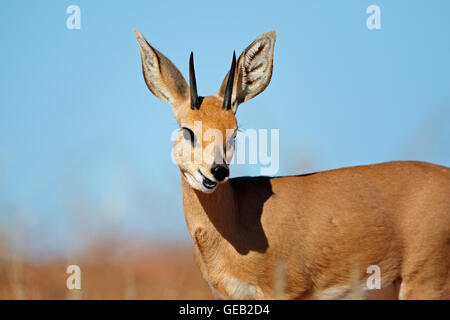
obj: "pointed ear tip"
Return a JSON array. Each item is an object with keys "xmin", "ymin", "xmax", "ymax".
[
  {"xmin": 263, "ymin": 30, "xmax": 277, "ymax": 40},
  {"xmin": 133, "ymin": 29, "xmax": 142, "ymax": 38}
]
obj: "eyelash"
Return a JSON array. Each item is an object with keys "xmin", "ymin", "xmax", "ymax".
[
  {"xmin": 227, "ymin": 131, "xmax": 237, "ymax": 149},
  {"xmin": 181, "ymin": 127, "xmax": 238, "ymax": 147},
  {"xmin": 182, "ymin": 127, "xmax": 196, "ymax": 146}
]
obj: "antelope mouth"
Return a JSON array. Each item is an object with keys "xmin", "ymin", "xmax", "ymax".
[
  {"xmin": 198, "ymin": 170, "xmax": 217, "ymax": 190},
  {"xmin": 182, "ymin": 170, "xmax": 217, "ymax": 193}
]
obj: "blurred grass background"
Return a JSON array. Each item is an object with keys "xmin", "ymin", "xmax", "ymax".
[{"xmin": 0, "ymin": 236, "xmax": 211, "ymax": 299}]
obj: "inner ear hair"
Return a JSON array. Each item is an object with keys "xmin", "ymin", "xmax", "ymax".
[
  {"xmin": 217, "ymin": 31, "xmax": 276, "ymax": 112},
  {"xmin": 134, "ymin": 29, "xmax": 189, "ymax": 106}
]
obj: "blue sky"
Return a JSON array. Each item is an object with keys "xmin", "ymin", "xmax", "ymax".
[{"xmin": 0, "ymin": 1, "xmax": 449, "ymax": 256}]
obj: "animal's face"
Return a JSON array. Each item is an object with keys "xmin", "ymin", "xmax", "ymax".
[
  {"xmin": 173, "ymin": 96, "xmax": 237, "ymax": 192},
  {"xmin": 134, "ymin": 29, "xmax": 276, "ymax": 193}
]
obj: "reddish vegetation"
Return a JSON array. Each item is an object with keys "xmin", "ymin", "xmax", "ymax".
[{"xmin": 0, "ymin": 240, "xmax": 212, "ymax": 299}]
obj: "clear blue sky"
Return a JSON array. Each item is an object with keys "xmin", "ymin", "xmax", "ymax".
[{"xmin": 0, "ymin": 1, "xmax": 449, "ymax": 257}]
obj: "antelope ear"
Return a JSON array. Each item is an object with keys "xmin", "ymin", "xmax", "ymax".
[
  {"xmin": 134, "ymin": 29, "xmax": 189, "ymax": 107},
  {"xmin": 217, "ymin": 31, "xmax": 276, "ymax": 113}
]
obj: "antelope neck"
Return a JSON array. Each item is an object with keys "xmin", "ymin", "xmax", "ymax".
[{"xmin": 180, "ymin": 173, "xmax": 239, "ymax": 241}]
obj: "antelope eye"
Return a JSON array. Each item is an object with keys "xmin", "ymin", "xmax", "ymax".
[
  {"xmin": 226, "ymin": 130, "xmax": 237, "ymax": 150},
  {"xmin": 182, "ymin": 127, "xmax": 196, "ymax": 146}
]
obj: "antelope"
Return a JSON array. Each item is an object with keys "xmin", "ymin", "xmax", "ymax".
[{"xmin": 134, "ymin": 29, "xmax": 450, "ymax": 300}]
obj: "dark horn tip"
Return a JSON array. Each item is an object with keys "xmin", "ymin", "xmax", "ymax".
[
  {"xmin": 189, "ymin": 51, "xmax": 201, "ymax": 110},
  {"xmin": 223, "ymin": 51, "xmax": 237, "ymax": 110}
]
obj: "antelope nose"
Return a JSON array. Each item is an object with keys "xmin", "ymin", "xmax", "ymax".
[{"xmin": 211, "ymin": 165, "xmax": 229, "ymax": 182}]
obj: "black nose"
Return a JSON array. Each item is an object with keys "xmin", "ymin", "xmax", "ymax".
[{"xmin": 211, "ymin": 165, "xmax": 229, "ymax": 182}]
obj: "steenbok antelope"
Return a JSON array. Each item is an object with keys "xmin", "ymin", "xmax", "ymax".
[{"xmin": 134, "ymin": 30, "xmax": 450, "ymax": 300}]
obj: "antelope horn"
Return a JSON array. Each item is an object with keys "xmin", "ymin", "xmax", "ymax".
[
  {"xmin": 189, "ymin": 52, "xmax": 201, "ymax": 110},
  {"xmin": 223, "ymin": 51, "xmax": 236, "ymax": 110}
]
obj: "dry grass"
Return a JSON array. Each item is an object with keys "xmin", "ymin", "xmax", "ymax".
[{"xmin": 0, "ymin": 239, "xmax": 212, "ymax": 300}]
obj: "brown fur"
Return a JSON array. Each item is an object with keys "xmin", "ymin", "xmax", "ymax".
[
  {"xmin": 181, "ymin": 161, "xmax": 450, "ymax": 299},
  {"xmin": 134, "ymin": 29, "xmax": 450, "ymax": 299}
]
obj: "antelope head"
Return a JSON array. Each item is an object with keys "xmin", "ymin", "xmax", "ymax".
[{"xmin": 134, "ymin": 30, "xmax": 276, "ymax": 193}]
